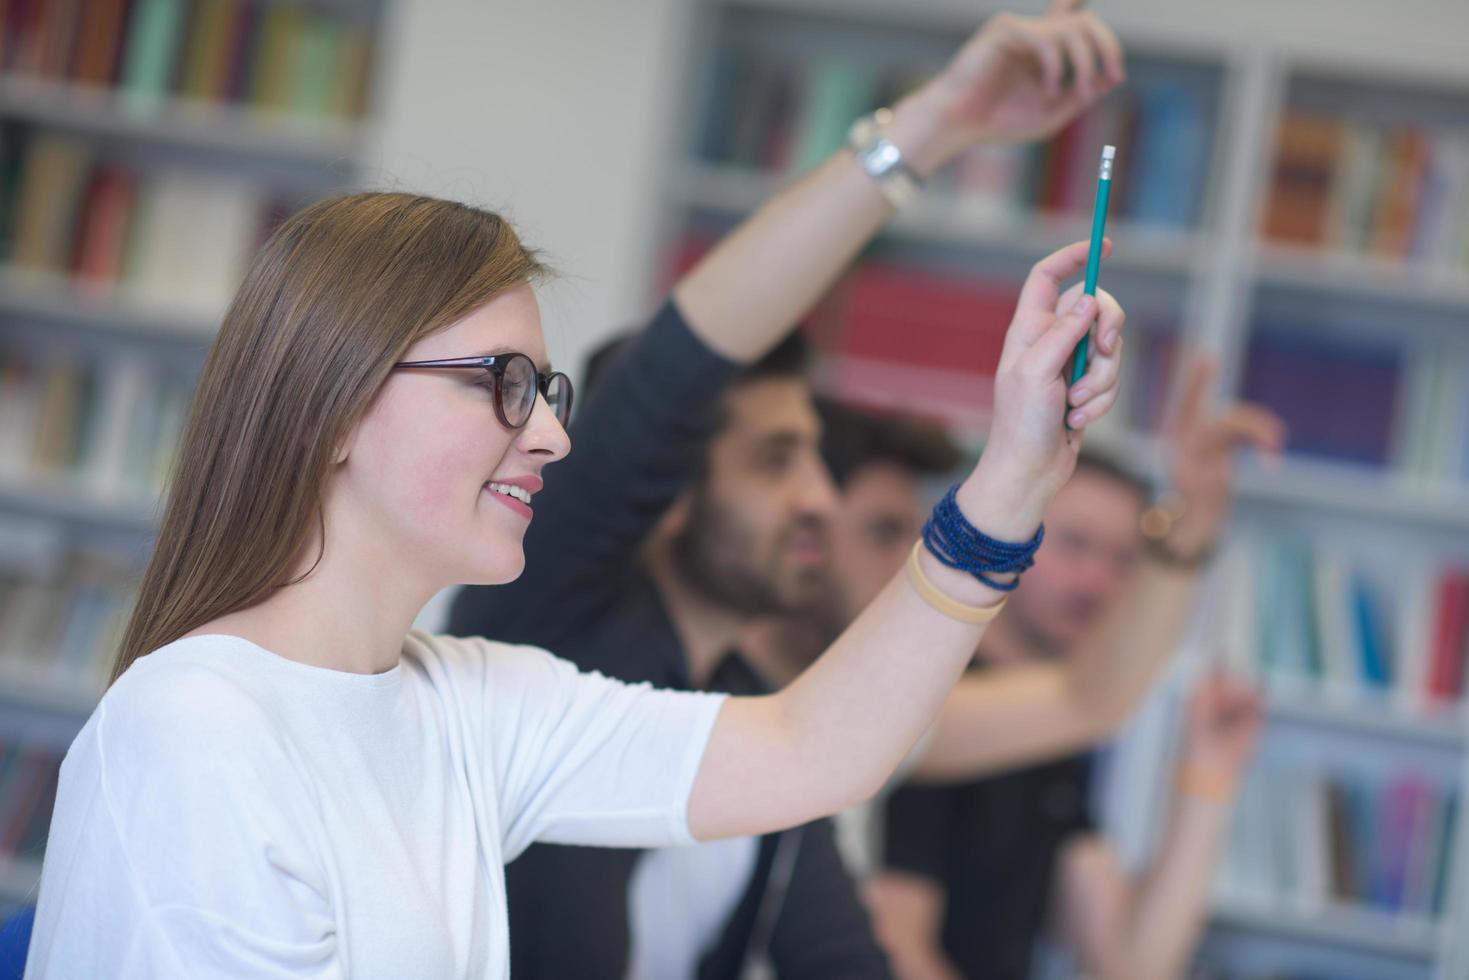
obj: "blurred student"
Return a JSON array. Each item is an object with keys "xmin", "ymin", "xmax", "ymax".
[
  {"xmin": 449, "ymin": 3, "xmax": 1131, "ymax": 975},
  {"xmin": 865, "ymin": 361, "xmax": 1278, "ymax": 980}
]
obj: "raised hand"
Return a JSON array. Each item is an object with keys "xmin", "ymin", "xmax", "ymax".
[
  {"xmin": 959, "ymin": 239, "xmax": 1126, "ymax": 537},
  {"xmin": 1182, "ymin": 672, "xmax": 1264, "ymax": 783},
  {"xmin": 891, "ymin": 0, "xmax": 1126, "ymax": 174},
  {"xmin": 1159, "ymin": 357, "xmax": 1286, "ymax": 560}
]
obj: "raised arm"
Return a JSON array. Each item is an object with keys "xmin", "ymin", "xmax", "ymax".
[
  {"xmin": 687, "ymin": 240, "xmax": 1126, "ymax": 840},
  {"xmin": 1055, "ymin": 675, "xmax": 1262, "ymax": 980},
  {"xmin": 676, "ymin": 0, "xmax": 1124, "ymax": 363},
  {"xmin": 911, "ymin": 358, "xmax": 1285, "ymax": 782}
]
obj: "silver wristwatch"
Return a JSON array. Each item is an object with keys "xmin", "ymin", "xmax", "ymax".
[{"xmin": 847, "ymin": 108, "xmax": 922, "ymax": 210}]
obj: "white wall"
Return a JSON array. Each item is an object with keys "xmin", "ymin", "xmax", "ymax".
[{"xmin": 366, "ymin": 0, "xmax": 698, "ymax": 382}]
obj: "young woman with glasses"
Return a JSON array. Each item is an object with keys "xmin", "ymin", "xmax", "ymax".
[{"xmin": 25, "ymin": 3, "xmax": 1128, "ymax": 975}]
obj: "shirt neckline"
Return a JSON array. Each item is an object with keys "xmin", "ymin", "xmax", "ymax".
[{"xmin": 153, "ymin": 632, "xmax": 406, "ymax": 692}]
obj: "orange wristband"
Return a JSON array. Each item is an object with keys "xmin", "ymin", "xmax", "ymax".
[
  {"xmin": 905, "ymin": 542, "xmax": 1008, "ymax": 625},
  {"xmin": 1177, "ymin": 763, "xmax": 1235, "ymax": 803}
]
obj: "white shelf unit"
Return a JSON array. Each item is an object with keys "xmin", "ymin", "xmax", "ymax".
[
  {"xmin": 663, "ymin": 4, "xmax": 1469, "ymax": 979},
  {"xmin": 0, "ymin": 74, "xmax": 368, "ymax": 171},
  {"xmin": 0, "ymin": 2, "xmax": 392, "ymax": 912}
]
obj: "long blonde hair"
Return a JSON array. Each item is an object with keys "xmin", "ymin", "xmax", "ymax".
[{"xmin": 112, "ymin": 192, "xmax": 544, "ymax": 681}]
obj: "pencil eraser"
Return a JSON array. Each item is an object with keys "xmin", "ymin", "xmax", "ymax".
[{"xmin": 1102, "ymin": 144, "xmax": 1116, "ymax": 160}]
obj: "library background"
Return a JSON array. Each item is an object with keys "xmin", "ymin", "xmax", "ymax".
[{"xmin": 1, "ymin": 0, "xmax": 1467, "ymax": 977}]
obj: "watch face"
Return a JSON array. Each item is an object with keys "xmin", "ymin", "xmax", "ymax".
[{"xmin": 870, "ymin": 141, "xmax": 901, "ymax": 172}]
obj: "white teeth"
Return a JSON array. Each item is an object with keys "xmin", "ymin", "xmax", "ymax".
[{"xmin": 487, "ymin": 482, "xmax": 532, "ymax": 505}]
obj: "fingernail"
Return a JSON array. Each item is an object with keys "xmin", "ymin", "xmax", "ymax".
[
  {"xmin": 1069, "ymin": 410, "xmax": 1086, "ymax": 427},
  {"xmin": 1072, "ymin": 295, "xmax": 1094, "ymax": 315},
  {"xmin": 1071, "ymin": 387, "xmax": 1091, "ymax": 403},
  {"xmin": 1105, "ymin": 330, "xmax": 1119, "ymax": 348}
]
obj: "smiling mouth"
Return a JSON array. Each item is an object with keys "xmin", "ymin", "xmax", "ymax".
[{"xmin": 486, "ymin": 482, "xmax": 533, "ymax": 505}]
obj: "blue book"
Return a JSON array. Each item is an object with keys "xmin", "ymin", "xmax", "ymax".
[
  {"xmin": 694, "ymin": 46, "xmax": 745, "ymax": 164},
  {"xmin": 1130, "ymin": 82, "xmax": 1208, "ymax": 227},
  {"xmin": 1431, "ymin": 792, "xmax": 1458, "ymax": 917},
  {"xmin": 1353, "ymin": 578, "xmax": 1391, "ymax": 688}
]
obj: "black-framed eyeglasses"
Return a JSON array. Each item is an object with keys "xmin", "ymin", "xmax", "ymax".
[{"xmin": 392, "ymin": 353, "xmax": 574, "ymax": 429}]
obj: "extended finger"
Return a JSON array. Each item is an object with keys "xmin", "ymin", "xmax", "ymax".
[
  {"xmin": 1202, "ymin": 404, "xmax": 1288, "ymax": 456},
  {"xmin": 1080, "ymin": 11, "xmax": 1126, "ymax": 84},
  {"xmin": 1173, "ymin": 355, "xmax": 1217, "ymax": 435},
  {"xmin": 1059, "ymin": 21, "xmax": 1099, "ymax": 99},
  {"xmin": 1015, "ymin": 238, "xmax": 1110, "ymax": 318},
  {"xmin": 1012, "ymin": 22, "xmax": 1066, "ymax": 100},
  {"xmin": 1069, "ymin": 335, "xmax": 1122, "ymax": 409},
  {"xmin": 1067, "ymin": 385, "xmax": 1117, "ymax": 430}
]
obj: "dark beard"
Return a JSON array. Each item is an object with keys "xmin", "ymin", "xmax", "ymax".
[{"xmin": 671, "ymin": 487, "xmax": 812, "ymax": 617}]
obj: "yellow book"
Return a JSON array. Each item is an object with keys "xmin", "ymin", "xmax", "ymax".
[
  {"xmin": 250, "ymin": 6, "xmax": 304, "ymax": 112},
  {"xmin": 11, "ymin": 135, "xmax": 93, "ymax": 272},
  {"xmin": 31, "ymin": 355, "xmax": 83, "ymax": 473}
]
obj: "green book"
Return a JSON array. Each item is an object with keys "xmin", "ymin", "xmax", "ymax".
[
  {"xmin": 792, "ymin": 59, "xmax": 871, "ymax": 175},
  {"xmin": 290, "ymin": 17, "xmax": 343, "ymax": 119},
  {"xmin": 120, "ymin": 0, "xmax": 187, "ymax": 109}
]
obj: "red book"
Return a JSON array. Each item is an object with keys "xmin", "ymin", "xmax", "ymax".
[
  {"xmin": 71, "ymin": 166, "xmax": 137, "ymax": 289},
  {"xmin": 1039, "ymin": 116, "xmax": 1083, "ymax": 213},
  {"xmin": 1426, "ymin": 570, "xmax": 1469, "ymax": 702},
  {"xmin": 37, "ymin": 0, "xmax": 83, "ymax": 78},
  {"xmin": 70, "ymin": 0, "xmax": 129, "ymax": 87},
  {"xmin": 806, "ymin": 262, "xmax": 1015, "ymax": 423}
]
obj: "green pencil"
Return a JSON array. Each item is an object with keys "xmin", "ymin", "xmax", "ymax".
[{"xmin": 1070, "ymin": 144, "xmax": 1115, "ymax": 389}]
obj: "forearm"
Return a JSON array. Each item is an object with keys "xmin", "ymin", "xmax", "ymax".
[
  {"xmin": 912, "ymin": 556, "xmax": 1200, "ymax": 784},
  {"xmin": 674, "ymin": 91, "xmax": 948, "ymax": 363},
  {"xmin": 690, "ymin": 459, "xmax": 1040, "ymax": 839},
  {"xmin": 866, "ymin": 873, "xmax": 964, "ymax": 980},
  {"xmin": 1066, "ymin": 556, "xmax": 1200, "ymax": 731},
  {"xmin": 1120, "ymin": 791, "xmax": 1233, "ymax": 980}
]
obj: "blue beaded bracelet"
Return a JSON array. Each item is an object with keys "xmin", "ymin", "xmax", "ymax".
[{"xmin": 921, "ymin": 484, "xmax": 1044, "ymax": 592}]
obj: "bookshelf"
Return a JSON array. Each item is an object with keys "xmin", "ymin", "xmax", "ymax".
[
  {"xmin": 0, "ymin": 0, "xmax": 391, "ymax": 916},
  {"xmin": 663, "ymin": 3, "xmax": 1469, "ymax": 978}
]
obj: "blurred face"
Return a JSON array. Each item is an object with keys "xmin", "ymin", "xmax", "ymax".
[
  {"xmin": 831, "ymin": 461, "xmax": 926, "ymax": 619},
  {"xmin": 1005, "ymin": 469, "xmax": 1145, "ymax": 656},
  {"xmin": 332, "ymin": 285, "xmax": 570, "ymax": 588},
  {"xmin": 673, "ymin": 377, "xmax": 840, "ymax": 615}
]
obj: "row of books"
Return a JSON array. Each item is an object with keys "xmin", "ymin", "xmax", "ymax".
[
  {"xmin": 1217, "ymin": 762, "xmax": 1458, "ymax": 922},
  {"xmin": 2, "ymin": 132, "xmax": 282, "ymax": 316},
  {"xmin": 668, "ymin": 237, "xmax": 1469, "ymax": 484},
  {"xmin": 1217, "ymin": 536, "xmax": 1469, "ymax": 709},
  {"xmin": 1265, "ymin": 112, "xmax": 1469, "ymax": 269},
  {"xmin": 666, "ymin": 233, "xmax": 1177, "ymax": 436},
  {"xmin": 0, "ymin": 550, "xmax": 136, "ymax": 694},
  {"xmin": 691, "ymin": 45, "xmax": 1214, "ymax": 229},
  {"xmin": 1240, "ymin": 324, "xmax": 1469, "ymax": 482},
  {"xmin": 0, "ymin": 741, "xmax": 61, "ymax": 863},
  {"xmin": 0, "ymin": 0, "xmax": 375, "ymax": 120},
  {"xmin": 0, "ymin": 342, "xmax": 191, "ymax": 507}
]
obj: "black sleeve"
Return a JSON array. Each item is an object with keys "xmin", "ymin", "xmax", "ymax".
[
  {"xmin": 882, "ymin": 783, "xmax": 958, "ymax": 885},
  {"xmin": 448, "ymin": 299, "xmax": 738, "ymax": 648},
  {"xmin": 700, "ymin": 820, "xmax": 893, "ymax": 980}
]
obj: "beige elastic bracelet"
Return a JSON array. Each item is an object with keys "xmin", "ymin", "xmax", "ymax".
[
  {"xmin": 1177, "ymin": 763, "xmax": 1235, "ymax": 804},
  {"xmin": 905, "ymin": 541, "xmax": 1008, "ymax": 625}
]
